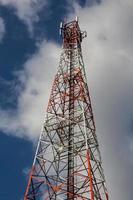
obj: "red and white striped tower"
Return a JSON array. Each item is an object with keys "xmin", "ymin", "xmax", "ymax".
[{"xmin": 24, "ymin": 19, "xmax": 109, "ymax": 200}]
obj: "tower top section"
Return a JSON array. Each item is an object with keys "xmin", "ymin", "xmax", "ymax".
[{"xmin": 60, "ymin": 17, "xmax": 87, "ymax": 49}]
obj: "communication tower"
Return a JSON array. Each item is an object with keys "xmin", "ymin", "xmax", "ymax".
[{"xmin": 24, "ymin": 19, "xmax": 109, "ymax": 200}]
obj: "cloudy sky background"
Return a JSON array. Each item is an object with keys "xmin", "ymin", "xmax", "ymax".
[{"xmin": 0, "ymin": 0, "xmax": 133, "ymax": 199}]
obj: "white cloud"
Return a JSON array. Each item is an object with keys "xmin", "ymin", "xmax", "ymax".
[
  {"xmin": 0, "ymin": 40, "xmax": 61, "ymax": 140},
  {"xmin": 0, "ymin": 17, "xmax": 5, "ymax": 41},
  {"xmin": 67, "ymin": 0, "xmax": 133, "ymax": 199},
  {"xmin": 0, "ymin": 0, "xmax": 48, "ymax": 32}
]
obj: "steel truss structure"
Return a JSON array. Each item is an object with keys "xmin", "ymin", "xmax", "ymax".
[{"xmin": 24, "ymin": 19, "xmax": 109, "ymax": 200}]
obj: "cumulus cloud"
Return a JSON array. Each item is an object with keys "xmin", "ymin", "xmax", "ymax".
[
  {"xmin": 67, "ymin": 0, "xmax": 133, "ymax": 199},
  {"xmin": 0, "ymin": 41, "xmax": 61, "ymax": 140},
  {"xmin": 0, "ymin": 17, "xmax": 5, "ymax": 41},
  {"xmin": 0, "ymin": 0, "xmax": 48, "ymax": 32}
]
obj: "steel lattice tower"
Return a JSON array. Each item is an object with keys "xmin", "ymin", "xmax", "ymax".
[{"xmin": 24, "ymin": 19, "xmax": 109, "ymax": 200}]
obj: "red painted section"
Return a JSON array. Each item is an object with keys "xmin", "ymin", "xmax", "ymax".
[{"xmin": 86, "ymin": 149, "xmax": 94, "ymax": 200}]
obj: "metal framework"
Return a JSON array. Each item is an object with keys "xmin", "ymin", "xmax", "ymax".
[{"xmin": 24, "ymin": 19, "xmax": 109, "ymax": 200}]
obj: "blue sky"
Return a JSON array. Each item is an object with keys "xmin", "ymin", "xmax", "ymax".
[{"xmin": 0, "ymin": 0, "xmax": 133, "ymax": 199}]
